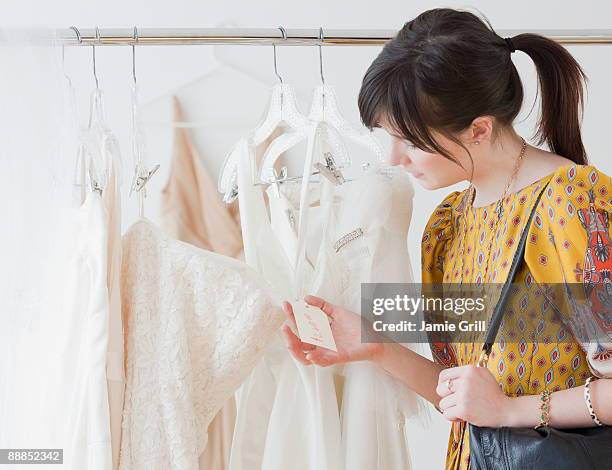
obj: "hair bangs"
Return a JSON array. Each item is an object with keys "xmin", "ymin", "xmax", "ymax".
[
  {"xmin": 357, "ymin": 59, "xmax": 388, "ymax": 132},
  {"xmin": 385, "ymin": 73, "xmax": 440, "ymax": 153},
  {"xmin": 358, "ymin": 57, "xmax": 457, "ymax": 160}
]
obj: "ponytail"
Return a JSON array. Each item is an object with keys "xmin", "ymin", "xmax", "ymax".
[
  {"xmin": 358, "ymin": 8, "xmax": 590, "ymax": 166},
  {"xmin": 512, "ymin": 33, "xmax": 589, "ymax": 164}
]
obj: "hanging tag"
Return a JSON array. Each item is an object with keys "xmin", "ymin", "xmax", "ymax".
[{"xmin": 292, "ymin": 302, "xmax": 337, "ymax": 352}]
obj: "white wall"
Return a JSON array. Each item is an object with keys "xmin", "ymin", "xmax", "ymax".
[{"xmin": 6, "ymin": 1, "xmax": 612, "ymax": 468}]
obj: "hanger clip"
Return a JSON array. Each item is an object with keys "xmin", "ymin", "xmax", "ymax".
[
  {"xmin": 314, "ymin": 151, "xmax": 345, "ymax": 186},
  {"xmin": 270, "ymin": 166, "xmax": 288, "ymax": 198},
  {"xmin": 223, "ymin": 183, "xmax": 239, "ymax": 204},
  {"xmin": 129, "ymin": 163, "xmax": 160, "ymax": 197},
  {"xmin": 88, "ymin": 166, "xmax": 103, "ymax": 195}
]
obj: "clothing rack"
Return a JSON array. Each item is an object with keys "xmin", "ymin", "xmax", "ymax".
[{"xmin": 55, "ymin": 27, "xmax": 612, "ymax": 46}]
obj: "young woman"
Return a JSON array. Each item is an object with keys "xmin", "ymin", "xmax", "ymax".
[{"xmin": 280, "ymin": 8, "xmax": 612, "ymax": 469}]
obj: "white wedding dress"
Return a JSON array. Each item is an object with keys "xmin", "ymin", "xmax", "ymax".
[
  {"xmin": 229, "ymin": 121, "xmax": 424, "ymax": 470},
  {"xmin": 118, "ymin": 218, "xmax": 284, "ymax": 470}
]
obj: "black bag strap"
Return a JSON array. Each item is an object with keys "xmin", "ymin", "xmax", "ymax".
[{"xmin": 477, "ymin": 180, "xmax": 551, "ymax": 367}]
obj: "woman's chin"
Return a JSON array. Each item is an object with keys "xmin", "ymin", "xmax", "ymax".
[
  {"xmin": 412, "ymin": 176, "xmax": 435, "ymax": 190},
  {"xmin": 413, "ymin": 176, "xmax": 459, "ymax": 191}
]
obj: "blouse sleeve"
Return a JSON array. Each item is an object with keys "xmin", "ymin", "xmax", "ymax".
[
  {"xmin": 421, "ymin": 190, "xmax": 462, "ymax": 284},
  {"xmin": 421, "ymin": 190, "xmax": 462, "ymax": 367},
  {"xmin": 525, "ymin": 163, "xmax": 612, "ymax": 378}
]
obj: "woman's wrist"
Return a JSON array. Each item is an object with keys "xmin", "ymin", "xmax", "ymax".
[
  {"xmin": 502, "ymin": 380, "xmax": 612, "ymax": 428},
  {"xmin": 503, "ymin": 394, "xmax": 541, "ymax": 428},
  {"xmin": 370, "ymin": 341, "xmax": 388, "ymax": 365}
]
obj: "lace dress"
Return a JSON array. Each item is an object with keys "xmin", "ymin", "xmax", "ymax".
[{"xmin": 118, "ymin": 219, "xmax": 284, "ymax": 470}]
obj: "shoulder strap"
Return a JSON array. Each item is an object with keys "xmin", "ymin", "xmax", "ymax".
[{"xmin": 479, "ymin": 180, "xmax": 551, "ymax": 364}]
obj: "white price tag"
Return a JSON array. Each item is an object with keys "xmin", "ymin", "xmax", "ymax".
[{"xmin": 292, "ymin": 302, "xmax": 337, "ymax": 352}]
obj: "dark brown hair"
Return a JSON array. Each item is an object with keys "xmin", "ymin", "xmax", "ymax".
[{"xmin": 358, "ymin": 8, "xmax": 589, "ymax": 171}]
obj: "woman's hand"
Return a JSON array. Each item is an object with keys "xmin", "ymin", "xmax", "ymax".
[
  {"xmin": 281, "ymin": 295, "xmax": 384, "ymax": 367},
  {"xmin": 436, "ymin": 364, "xmax": 514, "ymax": 427}
]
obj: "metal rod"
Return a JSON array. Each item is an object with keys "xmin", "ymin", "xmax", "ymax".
[{"xmin": 53, "ymin": 27, "xmax": 612, "ymax": 46}]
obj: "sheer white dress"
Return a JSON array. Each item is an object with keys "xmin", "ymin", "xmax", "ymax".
[{"xmin": 229, "ymin": 121, "xmax": 424, "ymax": 470}]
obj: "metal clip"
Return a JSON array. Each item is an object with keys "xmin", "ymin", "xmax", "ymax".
[
  {"xmin": 129, "ymin": 163, "xmax": 160, "ymax": 197},
  {"xmin": 270, "ymin": 166, "xmax": 288, "ymax": 198},
  {"xmin": 314, "ymin": 151, "xmax": 345, "ymax": 186},
  {"xmin": 223, "ymin": 183, "xmax": 239, "ymax": 204},
  {"xmin": 88, "ymin": 166, "xmax": 103, "ymax": 195}
]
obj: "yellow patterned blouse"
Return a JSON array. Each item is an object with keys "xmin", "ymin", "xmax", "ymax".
[{"xmin": 421, "ymin": 163, "xmax": 612, "ymax": 470}]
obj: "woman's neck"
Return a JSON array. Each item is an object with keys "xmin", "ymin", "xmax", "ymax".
[{"xmin": 468, "ymin": 130, "xmax": 532, "ymax": 208}]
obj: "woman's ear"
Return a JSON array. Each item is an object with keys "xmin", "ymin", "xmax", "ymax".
[{"xmin": 468, "ymin": 116, "xmax": 494, "ymax": 144}]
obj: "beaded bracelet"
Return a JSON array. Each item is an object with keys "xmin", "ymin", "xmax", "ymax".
[
  {"xmin": 534, "ymin": 389, "xmax": 552, "ymax": 429},
  {"xmin": 584, "ymin": 376, "xmax": 604, "ymax": 427}
]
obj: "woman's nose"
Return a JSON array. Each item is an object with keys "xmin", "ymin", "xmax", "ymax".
[{"xmin": 389, "ymin": 141, "xmax": 410, "ymax": 166}]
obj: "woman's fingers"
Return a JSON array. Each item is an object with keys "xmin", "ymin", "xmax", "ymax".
[
  {"xmin": 304, "ymin": 348, "xmax": 339, "ymax": 367},
  {"xmin": 436, "ymin": 367, "xmax": 469, "ymax": 398},
  {"xmin": 436, "ymin": 377, "xmax": 458, "ymax": 399},
  {"xmin": 438, "ymin": 389, "xmax": 459, "ymax": 411},
  {"xmin": 281, "ymin": 324, "xmax": 313, "ymax": 365},
  {"xmin": 442, "ymin": 405, "xmax": 465, "ymax": 422},
  {"xmin": 303, "ymin": 295, "xmax": 335, "ymax": 318},
  {"xmin": 282, "ymin": 296, "xmax": 341, "ymax": 367},
  {"xmin": 438, "ymin": 365, "xmax": 467, "ymax": 383}
]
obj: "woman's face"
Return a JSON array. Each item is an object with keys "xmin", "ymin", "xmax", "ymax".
[{"xmin": 379, "ymin": 117, "xmax": 472, "ymax": 189}]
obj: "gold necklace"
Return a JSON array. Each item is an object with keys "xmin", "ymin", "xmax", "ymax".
[{"xmin": 455, "ymin": 136, "xmax": 527, "ymax": 285}]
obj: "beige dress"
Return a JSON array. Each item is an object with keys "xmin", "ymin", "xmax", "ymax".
[
  {"xmin": 105, "ymin": 161, "xmax": 124, "ymax": 470},
  {"xmin": 160, "ymin": 96, "xmax": 243, "ymax": 259}
]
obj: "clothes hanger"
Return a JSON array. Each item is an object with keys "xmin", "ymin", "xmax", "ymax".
[
  {"xmin": 128, "ymin": 26, "xmax": 159, "ymax": 218},
  {"xmin": 74, "ymin": 26, "xmax": 124, "ymax": 197},
  {"xmin": 69, "ymin": 26, "xmax": 106, "ymax": 195},
  {"xmin": 61, "ymin": 27, "xmax": 83, "ymax": 198},
  {"xmin": 259, "ymin": 27, "xmax": 392, "ymax": 189},
  {"xmin": 256, "ymin": 27, "xmax": 349, "ymax": 185},
  {"xmin": 308, "ymin": 27, "xmax": 385, "ymax": 164},
  {"xmin": 218, "ymin": 26, "xmax": 314, "ymax": 201},
  {"xmin": 251, "ymin": 27, "xmax": 312, "ymax": 145},
  {"xmin": 86, "ymin": 26, "xmax": 105, "ymax": 132},
  {"xmin": 82, "ymin": 26, "xmax": 111, "ymax": 193}
]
